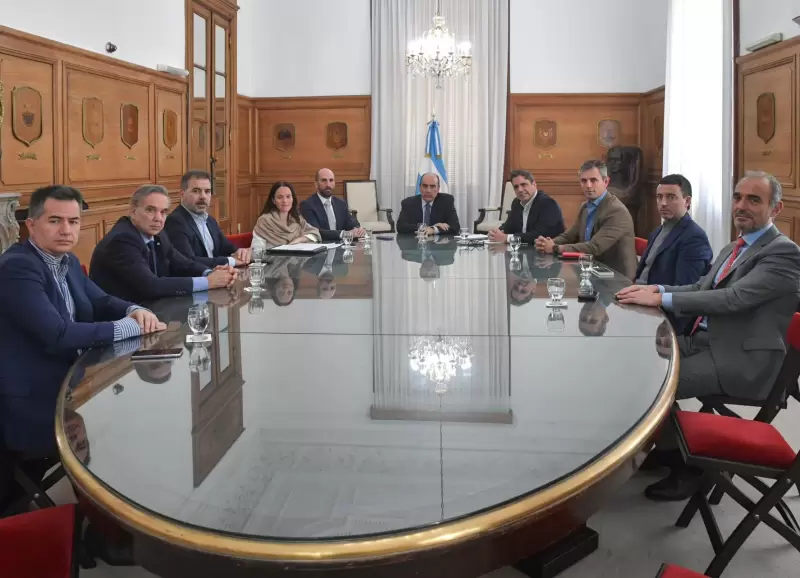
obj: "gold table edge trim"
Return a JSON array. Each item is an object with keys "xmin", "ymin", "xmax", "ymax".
[{"xmin": 55, "ymin": 326, "xmax": 679, "ymax": 563}]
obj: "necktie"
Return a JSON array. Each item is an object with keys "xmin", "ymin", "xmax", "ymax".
[
  {"xmin": 424, "ymin": 202, "xmax": 431, "ymax": 226},
  {"xmin": 324, "ymin": 200, "xmax": 337, "ymax": 230},
  {"xmin": 690, "ymin": 237, "xmax": 747, "ymax": 335},
  {"xmin": 146, "ymin": 240, "xmax": 157, "ymax": 275}
]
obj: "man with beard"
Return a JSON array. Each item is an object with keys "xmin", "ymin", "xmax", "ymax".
[
  {"xmin": 164, "ymin": 170, "xmax": 251, "ymax": 267},
  {"xmin": 300, "ymin": 168, "xmax": 365, "ymax": 241},
  {"xmin": 617, "ymin": 171, "xmax": 800, "ymax": 500}
]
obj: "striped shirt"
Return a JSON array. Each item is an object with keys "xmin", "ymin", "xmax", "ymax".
[{"xmin": 29, "ymin": 240, "xmax": 142, "ymax": 342}]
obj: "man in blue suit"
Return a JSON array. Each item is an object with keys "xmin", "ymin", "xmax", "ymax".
[
  {"xmin": 634, "ymin": 174, "xmax": 713, "ymax": 333},
  {"xmin": 300, "ymin": 168, "xmax": 365, "ymax": 241},
  {"xmin": 0, "ymin": 185, "xmax": 166, "ymax": 510}
]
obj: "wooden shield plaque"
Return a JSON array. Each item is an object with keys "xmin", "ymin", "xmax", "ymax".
[
  {"xmin": 214, "ymin": 123, "xmax": 225, "ymax": 152},
  {"xmin": 120, "ymin": 103, "xmax": 139, "ymax": 149},
  {"xmin": 198, "ymin": 123, "xmax": 206, "ymax": 149},
  {"xmin": 597, "ymin": 119, "xmax": 620, "ymax": 148},
  {"xmin": 274, "ymin": 123, "xmax": 295, "ymax": 151},
  {"xmin": 326, "ymin": 121, "xmax": 348, "ymax": 151},
  {"xmin": 757, "ymin": 92, "xmax": 775, "ymax": 144},
  {"xmin": 163, "ymin": 109, "xmax": 178, "ymax": 150},
  {"xmin": 534, "ymin": 119, "xmax": 557, "ymax": 149},
  {"xmin": 82, "ymin": 97, "xmax": 104, "ymax": 148},
  {"xmin": 12, "ymin": 86, "xmax": 43, "ymax": 147}
]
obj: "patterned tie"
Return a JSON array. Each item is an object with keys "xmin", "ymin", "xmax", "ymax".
[
  {"xmin": 424, "ymin": 202, "xmax": 432, "ymax": 226},
  {"xmin": 146, "ymin": 240, "xmax": 157, "ymax": 275},
  {"xmin": 324, "ymin": 199, "xmax": 337, "ymax": 230},
  {"xmin": 690, "ymin": 237, "xmax": 747, "ymax": 335}
]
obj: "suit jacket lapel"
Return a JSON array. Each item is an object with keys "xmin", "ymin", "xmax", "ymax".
[
  {"xmin": 578, "ymin": 204, "xmax": 589, "ymax": 241},
  {"xmin": 179, "ymin": 205, "xmax": 205, "ymax": 249},
  {"xmin": 310, "ymin": 194, "xmax": 325, "ymax": 225},
  {"xmin": 65, "ymin": 266, "xmax": 90, "ymax": 322},
  {"xmin": 651, "ymin": 215, "xmax": 691, "ymax": 261},
  {"xmin": 726, "ymin": 225, "xmax": 780, "ymax": 277}
]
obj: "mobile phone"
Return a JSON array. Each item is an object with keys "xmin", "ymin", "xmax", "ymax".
[
  {"xmin": 577, "ymin": 292, "xmax": 598, "ymax": 302},
  {"xmin": 590, "ymin": 265, "xmax": 615, "ymax": 278},
  {"xmin": 375, "ymin": 235, "xmax": 395, "ymax": 241},
  {"xmin": 131, "ymin": 348, "xmax": 184, "ymax": 361}
]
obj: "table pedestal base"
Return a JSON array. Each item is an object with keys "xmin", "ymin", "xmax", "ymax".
[{"xmin": 513, "ymin": 525, "xmax": 599, "ymax": 578}]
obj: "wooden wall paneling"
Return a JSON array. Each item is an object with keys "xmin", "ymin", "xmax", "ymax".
[
  {"xmin": 155, "ymin": 87, "xmax": 186, "ymax": 186},
  {"xmin": 638, "ymin": 86, "xmax": 665, "ymax": 235}
]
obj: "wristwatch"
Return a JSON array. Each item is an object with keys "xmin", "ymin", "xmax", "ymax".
[{"xmin": 553, "ymin": 245, "xmax": 560, "ymax": 256}]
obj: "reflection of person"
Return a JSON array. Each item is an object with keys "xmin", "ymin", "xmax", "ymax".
[
  {"xmin": 90, "ymin": 184, "xmax": 237, "ymax": 303},
  {"xmin": 655, "ymin": 321, "xmax": 672, "ymax": 359},
  {"xmin": 299, "ymin": 168, "xmax": 365, "ymax": 241},
  {"xmin": 396, "ymin": 235, "xmax": 457, "ymax": 265},
  {"xmin": 133, "ymin": 361, "xmax": 173, "ymax": 384},
  {"xmin": 505, "ymin": 252, "xmax": 562, "ymax": 306},
  {"xmin": 165, "ymin": 170, "xmax": 251, "ymax": 268},
  {"xmin": 488, "ymin": 169, "xmax": 565, "ymax": 244},
  {"xmin": 263, "ymin": 256, "xmax": 306, "ymax": 306},
  {"xmin": 303, "ymin": 248, "xmax": 350, "ymax": 299},
  {"xmin": 617, "ymin": 171, "xmax": 800, "ymax": 501},
  {"xmin": 396, "ymin": 173, "xmax": 460, "ymax": 235},
  {"xmin": 251, "ymin": 181, "xmax": 320, "ymax": 248},
  {"xmin": 64, "ymin": 409, "xmax": 90, "ymax": 465},
  {"xmin": 535, "ymin": 160, "xmax": 637, "ymax": 280},
  {"xmin": 578, "ymin": 294, "xmax": 613, "ymax": 336}
]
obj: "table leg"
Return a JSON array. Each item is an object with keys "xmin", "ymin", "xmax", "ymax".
[{"xmin": 512, "ymin": 525, "xmax": 599, "ymax": 578}]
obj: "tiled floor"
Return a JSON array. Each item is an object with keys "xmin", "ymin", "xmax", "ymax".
[{"xmin": 65, "ymin": 400, "xmax": 800, "ymax": 577}]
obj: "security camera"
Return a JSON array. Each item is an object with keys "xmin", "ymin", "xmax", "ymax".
[{"xmin": 105, "ymin": 42, "xmax": 118, "ymax": 54}]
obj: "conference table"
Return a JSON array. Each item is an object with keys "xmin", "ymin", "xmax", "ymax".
[{"xmin": 56, "ymin": 235, "xmax": 677, "ymax": 578}]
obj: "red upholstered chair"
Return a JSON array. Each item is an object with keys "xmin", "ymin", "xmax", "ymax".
[
  {"xmin": 227, "ymin": 232, "xmax": 253, "ymax": 250},
  {"xmin": 672, "ymin": 410, "xmax": 800, "ymax": 577},
  {"xmin": 655, "ymin": 564, "xmax": 707, "ymax": 577},
  {"xmin": 80, "ymin": 264, "xmax": 88, "ymax": 276},
  {"xmin": 635, "ymin": 236, "xmax": 648, "ymax": 257},
  {"xmin": 0, "ymin": 504, "xmax": 80, "ymax": 577}
]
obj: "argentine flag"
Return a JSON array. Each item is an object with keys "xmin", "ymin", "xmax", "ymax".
[{"xmin": 415, "ymin": 119, "xmax": 449, "ymax": 195}]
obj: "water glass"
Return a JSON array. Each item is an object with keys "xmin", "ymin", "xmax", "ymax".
[
  {"xmin": 188, "ymin": 343, "xmax": 211, "ymax": 373},
  {"xmin": 509, "ymin": 234, "xmax": 522, "ymax": 253},
  {"xmin": 509, "ymin": 254, "xmax": 522, "ymax": 272},
  {"xmin": 579, "ymin": 253, "xmax": 594, "ymax": 276},
  {"xmin": 248, "ymin": 294, "xmax": 264, "ymax": 314},
  {"xmin": 459, "ymin": 227, "xmax": 470, "ymax": 240},
  {"xmin": 343, "ymin": 249, "xmax": 354, "ymax": 264},
  {"xmin": 547, "ymin": 310, "xmax": 565, "ymax": 333},
  {"xmin": 547, "ymin": 277, "xmax": 566, "ymax": 304},
  {"xmin": 342, "ymin": 229, "xmax": 354, "ymax": 248},
  {"xmin": 417, "ymin": 223, "xmax": 427, "ymax": 239},
  {"xmin": 362, "ymin": 229, "xmax": 372, "ymax": 245},
  {"xmin": 252, "ymin": 246, "xmax": 265, "ymax": 264},
  {"xmin": 187, "ymin": 304, "xmax": 210, "ymax": 340},
  {"xmin": 245, "ymin": 263, "xmax": 264, "ymax": 293}
]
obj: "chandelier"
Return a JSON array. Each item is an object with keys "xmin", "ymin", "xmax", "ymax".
[
  {"xmin": 406, "ymin": 0, "xmax": 472, "ymax": 88},
  {"xmin": 408, "ymin": 335, "xmax": 473, "ymax": 393}
]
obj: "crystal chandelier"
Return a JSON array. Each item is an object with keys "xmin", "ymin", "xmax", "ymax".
[
  {"xmin": 408, "ymin": 335, "xmax": 473, "ymax": 393},
  {"xmin": 406, "ymin": 0, "xmax": 472, "ymax": 88}
]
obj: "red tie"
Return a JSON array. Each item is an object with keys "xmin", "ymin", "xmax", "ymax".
[{"xmin": 689, "ymin": 237, "xmax": 747, "ymax": 336}]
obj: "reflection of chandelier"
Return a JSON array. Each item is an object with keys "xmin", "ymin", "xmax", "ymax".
[
  {"xmin": 409, "ymin": 335, "xmax": 473, "ymax": 392},
  {"xmin": 406, "ymin": 0, "xmax": 472, "ymax": 88}
]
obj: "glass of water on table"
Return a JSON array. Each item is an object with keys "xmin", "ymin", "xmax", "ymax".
[{"xmin": 187, "ymin": 303, "xmax": 211, "ymax": 342}]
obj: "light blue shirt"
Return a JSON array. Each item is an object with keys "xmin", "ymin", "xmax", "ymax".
[
  {"xmin": 584, "ymin": 191, "xmax": 607, "ymax": 241},
  {"xmin": 187, "ymin": 208, "xmax": 236, "ymax": 267},
  {"xmin": 140, "ymin": 233, "xmax": 211, "ymax": 293},
  {"xmin": 660, "ymin": 222, "xmax": 774, "ymax": 312}
]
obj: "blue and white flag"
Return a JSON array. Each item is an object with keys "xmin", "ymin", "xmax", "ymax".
[{"xmin": 415, "ymin": 119, "xmax": 449, "ymax": 195}]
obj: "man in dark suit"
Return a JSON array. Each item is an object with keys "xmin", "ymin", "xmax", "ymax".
[
  {"xmin": 300, "ymin": 168, "xmax": 365, "ymax": 242},
  {"xmin": 164, "ymin": 170, "xmax": 251, "ymax": 268},
  {"xmin": 488, "ymin": 169, "xmax": 565, "ymax": 244},
  {"xmin": 90, "ymin": 184, "xmax": 237, "ymax": 304},
  {"xmin": 396, "ymin": 173, "xmax": 461, "ymax": 235},
  {"xmin": 634, "ymin": 174, "xmax": 713, "ymax": 333},
  {"xmin": 0, "ymin": 185, "xmax": 166, "ymax": 511}
]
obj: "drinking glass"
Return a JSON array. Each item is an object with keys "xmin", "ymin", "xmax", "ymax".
[
  {"xmin": 509, "ymin": 254, "xmax": 522, "ymax": 272},
  {"xmin": 343, "ymin": 249, "xmax": 354, "ymax": 264},
  {"xmin": 547, "ymin": 277, "xmax": 566, "ymax": 305},
  {"xmin": 417, "ymin": 223, "xmax": 427, "ymax": 239},
  {"xmin": 547, "ymin": 310, "xmax": 565, "ymax": 333},
  {"xmin": 342, "ymin": 229, "xmax": 354, "ymax": 248},
  {"xmin": 187, "ymin": 304, "xmax": 210, "ymax": 342},
  {"xmin": 248, "ymin": 294, "xmax": 264, "ymax": 314},
  {"xmin": 245, "ymin": 263, "xmax": 264, "ymax": 293},
  {"xmin": 252, "ymin": 246, "xmax": 265, "ymax": 264},
  {"xmin": 459, "ymin": 227, "xmax": 470, "ymax": 241},
  {"xmin": 362, "ymin": 229, "xmax": 372, "ymax": 245},
  {"xmin": 579, "ymin": 253, "xmax": 594, "ymax": 276},
  {"xmin": 188, "ymin": 343, "xmax": 211, "ymax": 373},
  {"xmin": 509, "ymin": 234, "xmax": 522, "ymax": 253}
]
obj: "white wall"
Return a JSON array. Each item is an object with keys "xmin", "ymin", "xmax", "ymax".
[
  {"xmin": 510, "ymin": 0, "xmax": 668, "ymax": 93},
  {"xmin": 0, "ymin": 0, "xmax": 185, "ymax": 71},
  {"xmin": 236, "ymin": 0, "xmax": 371, "ymax": 97},
  {"xmin": 740, "ymin": 0, "xmax": 800, "ymax": 52}
]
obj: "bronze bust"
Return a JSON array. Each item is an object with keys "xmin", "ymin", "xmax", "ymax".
[{"xmin": 605, "ymin": 145, "xmax": 643, "ymax": 230}]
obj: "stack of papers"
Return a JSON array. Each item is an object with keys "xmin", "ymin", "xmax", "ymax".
[{"xmin": 268, "ymin": 243, "xmax": 326, "ymax": 253}]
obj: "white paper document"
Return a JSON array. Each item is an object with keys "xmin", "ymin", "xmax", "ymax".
[{"xmin": 269, "ymin": 243, "xmax": 326, "ymax": 253}]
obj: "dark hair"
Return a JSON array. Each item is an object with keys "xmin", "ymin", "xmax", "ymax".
[
  {"xmin": 133, "ymin": 361, "xmax": 172, "ymax": 384},
  {"xmin": 509, "ymin": 169, "xmax": 535, "ymax": 184},
  {"xmin": 262, "ymin": 181, "xmax": 301, "ymax": 224},
  {"xmin": 265, "ymin": 276, "xmax": 299, "ymax": 306},
  {"xmin": 180, "ymin": 170, "xmax": 212, "ymax": 191},
  {"xmin": 659, "ymin": 174, "xmax": 692, "ymax": 197},
  {"xmin": 28, "ymin": 185, "xmax": 85, "ymax": 220}
]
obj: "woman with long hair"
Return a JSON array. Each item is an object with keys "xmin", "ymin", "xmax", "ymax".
[{"xmin": 251, "ymin": 181, "xmax": 320, "ymax": 248}]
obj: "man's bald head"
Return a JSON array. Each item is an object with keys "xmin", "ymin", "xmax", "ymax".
[{"xmin": 316, "ymin": 168, "xmax": 335, "ymax": 198}]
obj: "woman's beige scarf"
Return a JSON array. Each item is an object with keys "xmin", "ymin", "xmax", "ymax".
[{"xmin": 252, "ymin": 211, "xmax": 320, "ymax": 247}]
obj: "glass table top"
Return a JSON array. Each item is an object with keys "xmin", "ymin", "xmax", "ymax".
[{"xmin": 62, "ymin": 237, "xmax": 673, "ymax": 541}]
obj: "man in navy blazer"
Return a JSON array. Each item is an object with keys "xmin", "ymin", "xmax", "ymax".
[
  {"xmin": 634, "ymin": 174, "xmax": 713, "ymax": 333},
  {"xmin": 300, "ymin": 168, "xmax": 365, "ymax": 242},
  {"xmin": 164, "ymin": 170, "xmax": 251, "ymax": 267},
  {"xmin": 0, "ymin": 186, "xmax": 166, "ymax": 507},
  {"xmin": 90, "ymin": 184, "xmax": 237, "ymax": 304},
  {"xmin": 396, "ymin": 173, "xmax": 461, "ymax": 235},
  {"xmin": 488, "ymin": 169, "xmax": 566, "ymax": 244}
]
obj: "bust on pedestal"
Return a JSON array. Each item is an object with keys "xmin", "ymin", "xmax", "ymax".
[
  {"xmin": 605, "ymin": 146, "xmax": 643, "ymax": 233},
  {"xmin": 0, "ymin": 192, "xmax": 21, "ymax": 254}
]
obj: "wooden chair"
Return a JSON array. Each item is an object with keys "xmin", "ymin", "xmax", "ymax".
[
  {"xmin": 227, "ymin": 232, "xmax": 253, "ymax": 249},
  {"xmin": 655, "ymin": 564, "xmax": 707, "ymax": 577},
  {"xmin": 672, "ymin": 410, "xmax": 800, "ymax": 577},
  {"xmin": 474, "ymin": 181, "xmax": 514, "ymax": 233},
  {"xmin": 343, "ymin": 180, "xmax": 394, "ymax": 233},
  {"xmin": 0, "ymin": 504, "xmax": 80, "ymax": 577},
  {"xmin": 635, "ymin": 237, "xmax": 648, "ymax": 257}
]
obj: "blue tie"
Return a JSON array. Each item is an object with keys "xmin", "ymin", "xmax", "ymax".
[
  {"xmin": 424, "ymin": 202, "xmax": 431, "ymax": 226},
  {"xmin": 147, "ymin": 241, "xmax": 157, "ymax": 275}
]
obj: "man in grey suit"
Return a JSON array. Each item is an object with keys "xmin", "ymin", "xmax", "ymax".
[{"xmin": 617, "ymin": 171, "xmax": 800, "ymax": 500}]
